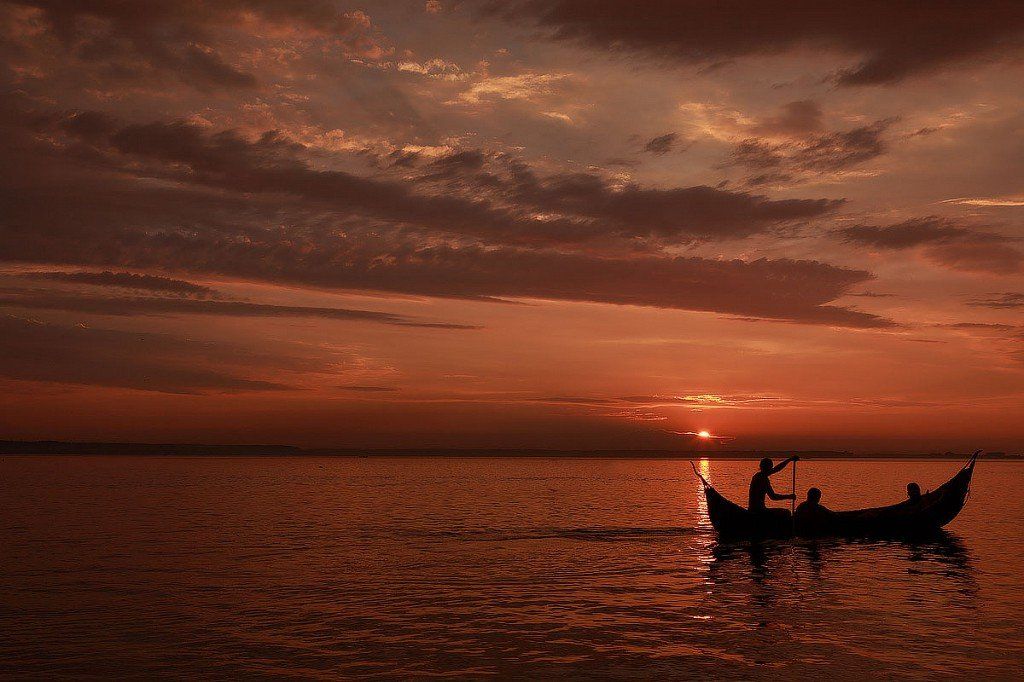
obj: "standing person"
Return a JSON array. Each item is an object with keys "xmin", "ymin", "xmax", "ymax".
[{"xmin": 748, "ymin": 456, "xmax": 799, "ymax": 513}]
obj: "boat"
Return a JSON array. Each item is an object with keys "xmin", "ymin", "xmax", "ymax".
[{"xmin": 692, "ymin": 452, "xmax": 979, "ymax": 539}]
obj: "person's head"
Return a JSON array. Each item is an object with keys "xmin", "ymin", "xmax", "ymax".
[
  {"xmin": 807, "ymin": 487, "xmax": 822, "ymax": 505},
  {"xmin": 759, "ymin": 457, "xmax": 773, "ymax": 474},
  {"xmin": 907, "ymin": 482, "xmax": 921, "ymax": 501}
]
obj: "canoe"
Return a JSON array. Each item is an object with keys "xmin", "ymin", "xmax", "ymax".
[{"xmin": 692, "ymin": 453, "xmax": 978, "ymax": 539}]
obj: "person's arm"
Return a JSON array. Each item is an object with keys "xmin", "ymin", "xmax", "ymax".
[
  {"xmin": 765, "ymin": 479, "xmax": 796, "ymax": 501},
  {"xmin": 770, "ymin": 455, "xmax": 799, "ymax": 475}
]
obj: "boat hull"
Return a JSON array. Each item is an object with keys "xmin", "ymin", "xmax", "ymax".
[{"xmin": 696, "ymin": 455, "xmax": 977, "ymax": 540}]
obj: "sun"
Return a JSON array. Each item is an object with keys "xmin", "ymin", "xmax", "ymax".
[{"xmin": 697, "ymin": 430, "xmax": 712, "ymax": 439}]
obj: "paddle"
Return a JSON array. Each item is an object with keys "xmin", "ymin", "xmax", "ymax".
[
  {"xmin": 791, "ymin": 457, "xmax": 797, "ymax": 533},
  {"xmin": 791, "ymin": 457, "xmax": 797, "ymax": 515}
]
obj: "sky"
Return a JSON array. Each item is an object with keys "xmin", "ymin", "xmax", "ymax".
[{"xmin": 1, "ymin": 1, "xmax": 1023, "ymax": 452}]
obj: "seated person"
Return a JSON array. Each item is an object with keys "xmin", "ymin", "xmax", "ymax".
[
  {"xmin": 906, "ymin": 482, "xmax": 922, "ymax": 504},
  {"xmin": 794, "ymin": 487, "xmax": 834, "ymax": 536}
]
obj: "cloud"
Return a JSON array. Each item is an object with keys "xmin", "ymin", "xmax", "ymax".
[
  {"xmin": 925, "ymin": 241, "xmax": 1024, "ymax": 276},
  {"xmin": 942, "ymin": 196, "xmax": 1024, "ymax": 207},
  {"xmin": 841, "ymin": 218, "xmax": 982, "ymax": 249},
  {"xmin": 840, "ymin": 217, "xmax": 1022, "ymax": 274},
  {"xmin": 0, "ymin": 106, "xmax": 885, "ymax": 327},
  {"xmin": 31, "ymin": 109, "xmax": 843, "ymax": 246},
  {"xmin": 5, "ymin": 0, "xmax": 382, "ymax": 89},
  {"xmin": 967, "ymin": 292, "xmax": 1024, "ymax": 309},
  {"xmin": 0, "ymin": 215, "xmax": 890, "ymax": 327},
  {"xmin": 0, "ymin": 291, "xmax": 480, "ymax": 329},
  {"xmin": 491, "ymin": 1, "xmax": 1024, "ymax": 86},
  {"xmin": 393, "ymin": 58, "xmax": 467, "ymax": 81},
  {"xmin": 24, "ymin": 270, "xmax": 216, "ymax": 297},
  {"xmin": 643, "ymin": 132, "xmax": 680, "ymax": 155},
  {"xmin": 422, "ymin": 149, "xmax": 487, "ymax": 179},
  {"xmin": 0, "ymin": 315, "xmax": 313, "ymax": 393},
  {"xmin": 495, "ymin": 156, "xmax": 841, "ymax": 242},
  {"xmin": 731, "ymin": 118, "xmax": 894, "ymax": 177},
  {"xmin": 938, "ymin": 322, "xmax": 1018, "ymax": 332},
  {"xmin": 455, "ymin": 72, "xmax": 572, "ymax": 104}
]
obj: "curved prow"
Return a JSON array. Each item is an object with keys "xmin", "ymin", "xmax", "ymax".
[
  {"xmin": 689, "ymin": 461, "xmax": 711, "ymax": 489},
  {"xmin": 935, "ymin": 450, "xmax": 979, "ymax": 497},
  {"xmin": 925, "ymin": 450, "xmax": 980, "ymax": 527},
  {"xmin": 966, "ymin": 449, "xmax": 981, "ymax": 472}
]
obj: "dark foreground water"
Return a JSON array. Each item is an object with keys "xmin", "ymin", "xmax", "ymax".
[{"xmin": 2, "ymin": 456, "xmax": 1022, "ymax": 680}]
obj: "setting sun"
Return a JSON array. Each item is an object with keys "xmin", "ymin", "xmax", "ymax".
[{"xmin": 698, "ymin": 430, "xmax": 712, "ymax": 439}]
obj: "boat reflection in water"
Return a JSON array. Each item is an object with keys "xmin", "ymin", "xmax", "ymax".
[
  {"xmin": 708, "ymin": 530, "xmax": 975, "ymax": 588},
  {"xmin": 699, "ymin": 531, "xmax": 979, "ymax": 674}
]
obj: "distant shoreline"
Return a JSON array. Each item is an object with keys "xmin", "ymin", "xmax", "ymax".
[{"xmin": 0, "ymin": 440, "xmax": 1019, "ymax": 460}]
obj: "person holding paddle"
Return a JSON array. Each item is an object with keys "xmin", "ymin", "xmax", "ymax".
[{"xmin": 748, "ymin": 456, "xmax": 799, "ymax": 518}]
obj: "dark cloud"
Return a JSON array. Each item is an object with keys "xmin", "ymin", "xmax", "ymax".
[
  {"xmin": 492, "ymin": 1, "xmax": 1024, "ymax": 86},
  {"xmin": 496, "ymin": 157, "xmax": 841, "ymax": 242},
  {"xmin": 926, "ymin": 242, "xmax": 1023, "ymax": 276},
  {"xmin": 424, "ymin": 149, "xmax": 487, "ymax": 177},
  {"xmin": 25, "ymin": 270, "xmax": 216, "ymax": 297},
  {"xmin": 4, "ymin": 0, "xmax": 373, "ymax": 89},
  {"xmin": 731, "ymin": 118, "xmax": 894, "ymax": 177},
  {"xmin": 0, "ymin": 106, "xmax": 884, "ymax": 327},
  {"xmin": 642, "ymin": 132, "xmax": 679, "ymax": 155},
  {"xmin": 745, "ymin": 172, "xmax": 793, "ymax": 187},
  {"xmin": 175, "ymin": 45, "xmax": 256, "ymax": 89},
  {"xmin": 31, "ymin": 109, "xmax": 843, "ymax": 246},
  {"xmin": 0, "ymin": 202, "xmax": 891, "ymax": 326},
  {"xmin": 840, "ymin": 217, "xmax": 1022, "ymax": 274},
  {"xmin": 789, "ymin": 119, "xmax": 894, "ymax": 171},
  {"xmin": 841, "ymin": 218, "xmax": 980, "ymax": 249},
  {"xmin": 0, "ymin": 314, "xmax": 310, "ymax": 393},
  {"xmin": 968, "ymin": 293, "xmax": 1024, "ymax": 309},
  {"xmin": 341, "ymin": 385, "xmax": 399, "ymax": 392},
  {"xmin": 0, "ymin": 292, "xmax": 480, "ymax": 329}
]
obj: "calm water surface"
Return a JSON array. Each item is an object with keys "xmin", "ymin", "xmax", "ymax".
[{"xmin": 2, "ymin": 456, "xmax": 1022, "ymax": 679}]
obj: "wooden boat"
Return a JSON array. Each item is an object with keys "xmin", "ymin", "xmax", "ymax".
[{"xmin": 692, "ymin": 453, "xmax": 978, "ymax": 539}]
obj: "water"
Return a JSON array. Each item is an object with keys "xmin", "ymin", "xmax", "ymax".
[{"xmin": 2, "ymin": 456, "xmax": 1022, "ymax": 679}]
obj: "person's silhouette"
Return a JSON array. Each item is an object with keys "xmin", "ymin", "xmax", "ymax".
[
  {"xmin": 747, "ymin": 456, "xmax": 798, "ymax": 513},
  {"xmin": 794, "ymin": 487, "xmax": 833, "ymax": 536},
  {"xmin": 906, "ymin": 482, "xmax": 922, "ymax": 504}
]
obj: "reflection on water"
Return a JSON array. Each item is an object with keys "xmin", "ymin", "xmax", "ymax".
[
  {"xmin": 695, "ymin": 458, "xmax": 711, "ymax": 531},
  {"xmin": 1, "ymin": 456, "xmax": 1022, "ymax": 679},
  {"xmin": 707, "ymin": 531, "xmax": 977, "ymax": 607}
]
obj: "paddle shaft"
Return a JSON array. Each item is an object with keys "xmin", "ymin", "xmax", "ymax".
[{"xmin": 791, "ymin": 459, "xmax": 797, "ymax": 515}]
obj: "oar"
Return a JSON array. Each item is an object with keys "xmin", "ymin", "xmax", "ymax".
[{"xmin": 791, "ymin": 457, "xmax": 797, "ymax": 520}]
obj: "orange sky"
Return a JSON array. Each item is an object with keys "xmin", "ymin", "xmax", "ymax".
[{"xmin": 1, "ymin": 1, "xmax": 1022, "ymax": 451}]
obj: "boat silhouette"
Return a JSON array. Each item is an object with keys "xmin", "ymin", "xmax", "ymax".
[{"xmin": 693, "ymin": 452, "xmax": 978, "ymax": 539}]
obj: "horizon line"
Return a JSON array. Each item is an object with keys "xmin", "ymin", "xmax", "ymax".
[{"xmin": 0, "ymin": 440, "xmax": 1017, "ymax": 459}]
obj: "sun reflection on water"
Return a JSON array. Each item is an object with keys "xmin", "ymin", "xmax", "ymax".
[{"xmin": 695, "ymin": 457, "xmax": 711, "ymax": 531}]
